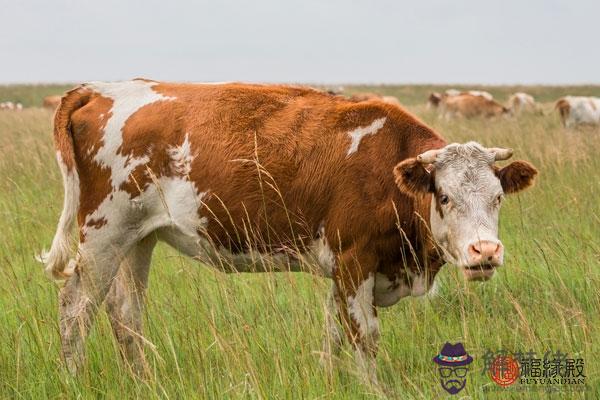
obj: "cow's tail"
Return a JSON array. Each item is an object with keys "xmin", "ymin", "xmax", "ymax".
[{"xmin": 37, "ymin": 85, "xmax": 92, "ymax": 281}]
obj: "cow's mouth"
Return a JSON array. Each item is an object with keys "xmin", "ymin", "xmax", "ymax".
[{"xmin": 462, "ymin": 264, "xmax": 497, "ymax": 281}]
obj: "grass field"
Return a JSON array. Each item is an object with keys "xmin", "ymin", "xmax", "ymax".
[{"xmin": 0, "ymin": 84, "xmax": 599, "ymax": 399}]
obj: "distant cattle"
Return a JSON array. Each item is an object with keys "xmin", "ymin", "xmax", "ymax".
[
  {"xmin": 428, "ymin": 90, "xmax": 493, "ymax": 108},
  {"xmin": 507, "ymin": 92, "xmax": 537, "ymax": 114},
  {"xmin": 449, "ymin": 89, "xmax": 493, "ymax": 100},
  {"xmin": 0, "ymin": 101, "xmax": 23, "ymax": 111},
  {"xmin": 43, "ymin": 95, "xmax": 62, "ymax": 110},
  {"xmin": 555, "ymin": 96, "xmax": 600, "ymax": 128},
  {"xmin": 39, "ymin": 80, "xmax": 537, "ymax": 382},
  {"xmin": 350, "ymin": 92, "xmax": 402, "ymax": 106},
  {"xmin": 439, "ymin": 93, "xmax": 509, "ymax": 119}
]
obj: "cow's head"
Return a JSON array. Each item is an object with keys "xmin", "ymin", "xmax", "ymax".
[
  {"xmin": 428, "ymin": 92, "xmax": 443, "ymax": 107},
  {"xmin": 394, "ymin": 142, "xmax": 537, "ymax": 281}
]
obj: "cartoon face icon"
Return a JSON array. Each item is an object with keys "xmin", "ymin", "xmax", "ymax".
[
  {"xmin": 438, "ymin": 365, "xmax": 469, "ymax": 394},
  {"xmin": 433, "ymin": 342, "xmax": 474, "ymax": 395}
]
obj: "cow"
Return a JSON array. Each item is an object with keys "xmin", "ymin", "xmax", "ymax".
[
  {"xmin": 427, "ymin": 90, "xmax": 493, "ymax": 109},
  {"xmin": 349, "ymin": 92, "xmax": 402, "ymax": 106},
  {"xmin": 43, "ymin": 95, "xmax": 62, "ymax": 110},
  {"xmin": 555, "ymin": 96, "xmax": 600, "ymax": 128},
  {"xmin": 38, "ymin": 80, "xmax": 537, "ymax": 383},
  {"xmin": 507, "ymin": 92, "xmax": 537, "ymax": 115},
  {"xmin": 0, "ymin": 101, "xmax": 22, "ymax": 110},
  {"xmin": 439, "ymin": 93, "xmax": 510, "ymax": 119}
]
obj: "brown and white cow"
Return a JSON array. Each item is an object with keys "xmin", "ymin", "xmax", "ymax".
[
  {"xmin": 555, "ymin": 96, "xmax": 600, "ymax": 128},
  {"xmin": 507, "ymin": 92, "xmax": 537, "ymax": 115},
  {"xmin": 39, "ymin": 80, "xmax": 537, "ymax": 382},
  {"xmin": 427, "ymin": 90, "xmax": 494, "ymax": 109},
  {"xmin": 439, "ymin": 93, "xmax": 510, "ymax": 119}
]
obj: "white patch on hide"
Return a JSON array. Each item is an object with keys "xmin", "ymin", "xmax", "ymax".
[
  {"xmin": 347, "ymin": 274, "xmax": 378, "ymax": 337},
  {"xmin": 167, "ymin": 133, "xmax": 194, "ymax": 176},
  {"xmin": 308, "ymin": 226, "xmax": 336, "ymax": 277},
  {"xmin": 346, "ymin": 117, "xmax": 386, "ymax": 156},
  {"xmin": 85, "ymin": 80, "xmax": 175, "ymax": 189}
]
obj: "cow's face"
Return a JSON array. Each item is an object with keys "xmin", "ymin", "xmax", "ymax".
[{"xmin": 394, "ymin": 142, "xmax": 537, "ymax": 281}]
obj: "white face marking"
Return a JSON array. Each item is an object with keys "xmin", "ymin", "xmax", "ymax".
[
  {"xmin": 429, "ymin": 142, "xmax": 504, "ymax": 267},
  {"xmin": 86, "ymin": 80, "xmax": 175, "ymax": 189},
  {"xmin": 167, "ymin": 133, "xmax": 194, "ymax": 176},
  {"xmin": 347, "ymin": 274, "xmax": 378, "ymax": 337},
  {"xmin": 346, "ymin": 117, "xmax": 387, "ymax": 156}
]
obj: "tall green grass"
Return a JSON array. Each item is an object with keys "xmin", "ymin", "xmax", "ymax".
[{"xmin": 0, "ymin": 86, "xmax": 598, "ymax": 399}]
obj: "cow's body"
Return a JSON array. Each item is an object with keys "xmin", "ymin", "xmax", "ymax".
[
  {"xmin": 555, "ymin": 96, "xmax": 600, "ymax": 128},
  {"xmin": 439, "ymin": 93, "xmax": 509, "ymax": 118},
  {"xmin": 507, "ymin": 92, "xmax": 536, "ymax": 114},
  {"xmin": 40, "ymin": 79, "xmax": 537, "ymax": 382},
  {"xmin": 427, "ymin": 90, "xmax": 493, "ymax": 109}
]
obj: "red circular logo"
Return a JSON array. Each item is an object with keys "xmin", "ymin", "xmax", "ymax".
[{"xmin": 489, "ymin": 356, "xmax": 520, "ymax": 387}]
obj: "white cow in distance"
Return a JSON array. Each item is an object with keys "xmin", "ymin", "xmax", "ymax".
[
  {"xmin": 507, "ymin": 92, "xmax": 537, "ymax": 114},
  {"xmin": 555, "ymin": 96, "xmax": 600, "ymax": 128},
  {"xmin": 0, "ymin": 101, "xmax": 23, "ymax": 111}
]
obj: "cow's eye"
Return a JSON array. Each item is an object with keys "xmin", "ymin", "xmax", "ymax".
[
  {"xmin": 440, "ymin": 194, "xmax": 449, "ymax": 205},
  {"xmin": 496, "ymin": 194, "xmax": 503, "ymax": 204}
]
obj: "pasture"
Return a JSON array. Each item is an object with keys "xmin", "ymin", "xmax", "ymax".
[{"xmin": 0, "ymin": 84, "xmax": 599, "ymax": 399}]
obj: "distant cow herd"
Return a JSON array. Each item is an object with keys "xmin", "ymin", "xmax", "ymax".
[
  {"xmin": 1, "ymin": 90, "xmax": 599, "ymax": 128},
  {"xmin": 427, "ymin": 89, "xmax": 600, "ymax": 127}
]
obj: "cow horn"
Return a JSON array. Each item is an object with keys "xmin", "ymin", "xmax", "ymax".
[
  {"xmin": 488, "ymin": 147, "xmax": 513, "ymax": 161},
  {"xmin": 416, "ymin": 149, "xmax": 441, "ymax": 164}
]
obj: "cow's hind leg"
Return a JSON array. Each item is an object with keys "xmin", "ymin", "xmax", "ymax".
[
  {"xmin": 106, "ymin": 235, "xmax": 157, "ymax": 375},
  {"xmin": 59, "ymin": 236, "xmax": 135, "ymax": 374}
]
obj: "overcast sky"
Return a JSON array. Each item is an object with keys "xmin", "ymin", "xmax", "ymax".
[{"xmin": 0, "ymin": 0, "xmax": 597, "ymax": 84}]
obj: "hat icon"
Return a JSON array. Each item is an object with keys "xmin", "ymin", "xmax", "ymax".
[{"xmin": 433, "ymin": 342, "xmax": 473, "ymax": 367}]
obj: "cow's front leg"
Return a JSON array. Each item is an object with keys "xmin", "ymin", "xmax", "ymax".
[
  {"xmin": 334, "ymin": 251, "xmax": 379, "ymax": 385},
  {"xmin": 320, "ymin": 283, "xmax": 344, "ymax": 368}
]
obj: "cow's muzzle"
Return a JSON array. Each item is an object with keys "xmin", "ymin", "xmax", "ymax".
[{"xmin": 462, "ymin": 240, "xmax": 503, "ymax": 281}]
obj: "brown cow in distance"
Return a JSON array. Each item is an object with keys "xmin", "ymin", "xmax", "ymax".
[
  {"xmin": 43, "ymin": 95, "xmax": 62, "ymax": 110},
  {"xmin": 39, "ymin": 80, "xmax": 537, "ymax": 383},
  {"xmin": 349, "ymin": 92, "xmax": 402, "ymax": 106},
  {"xmin": 440, "ymin": 93, "xmax": 510, "ymax": 118}
]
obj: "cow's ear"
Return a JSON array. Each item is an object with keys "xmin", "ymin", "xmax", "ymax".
[
  {"xmin": 393, "ymin": 158, "xmax": 435, "ymax": 196},
  {"xmin": 496, "ymin": 160, "xmax": 538, "ymax": 194}
]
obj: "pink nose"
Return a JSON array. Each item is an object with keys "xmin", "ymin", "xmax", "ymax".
[{"xmin": 468, "ymin": 241, "xmax": 503, "ymax": 265}]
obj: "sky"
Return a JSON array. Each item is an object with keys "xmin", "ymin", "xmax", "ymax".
[{"xmin": 0, "ymin": 0, "xmax": 597, "ymax": 84}]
